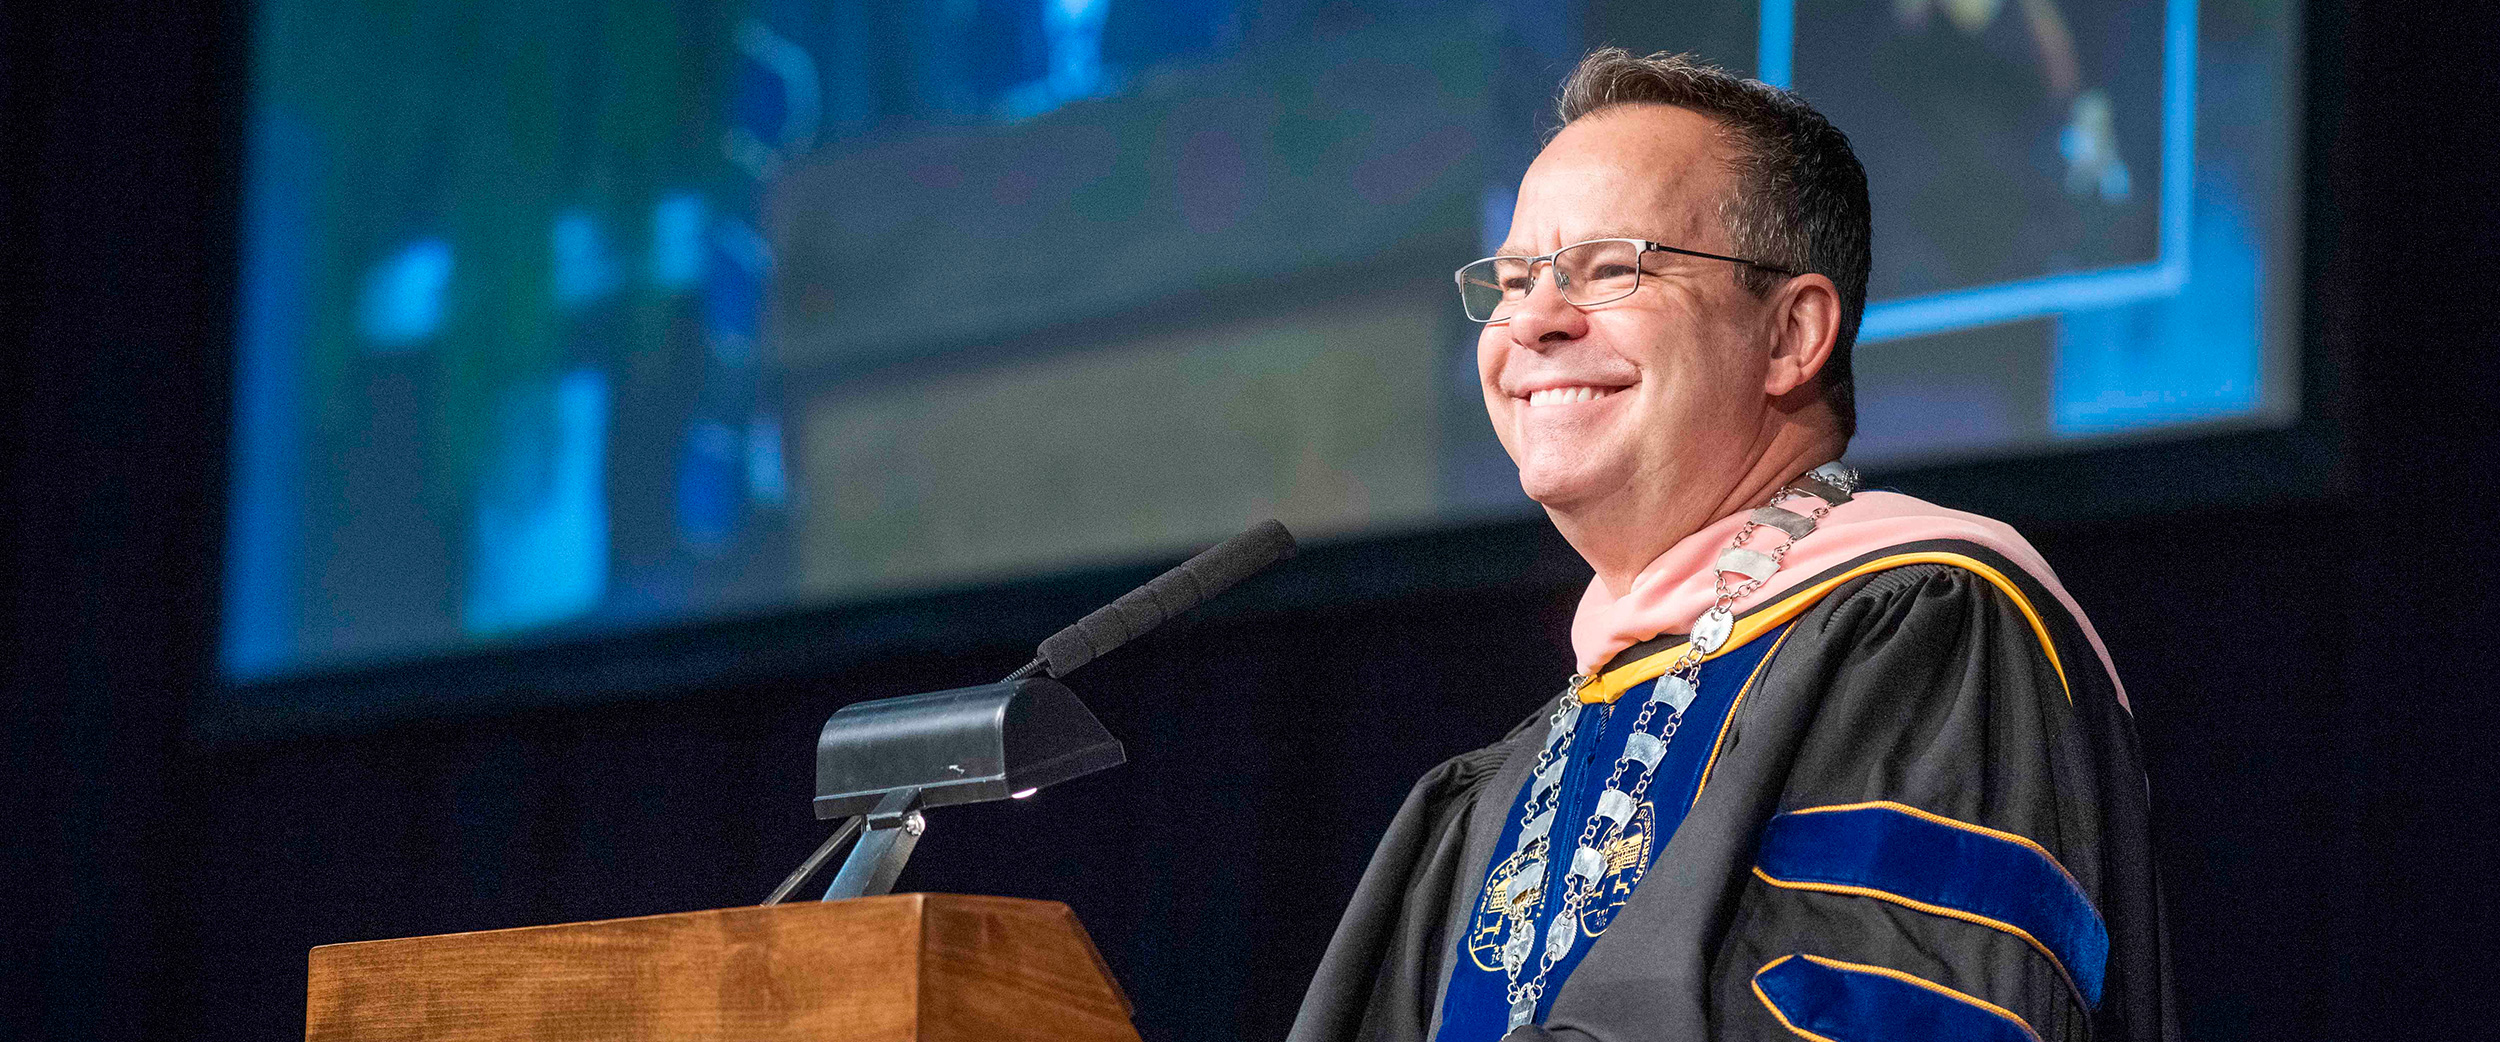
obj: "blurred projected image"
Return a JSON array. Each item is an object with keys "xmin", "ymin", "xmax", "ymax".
[
  {"xmin": 1806, "ymin": 0, "xmax": 2164, "ymax": 302},
  {"xmin": 226, "ymin": 0, "xmax": 2299, "ymax": 683},
  {"xmin": 1782, "ymin": 0, "xmax": 2297, "ymax": 456}
]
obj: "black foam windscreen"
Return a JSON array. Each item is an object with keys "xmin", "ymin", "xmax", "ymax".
[{"xmin": 1036, "ymin": 520, "xmax": 1296, "ymax": 677}]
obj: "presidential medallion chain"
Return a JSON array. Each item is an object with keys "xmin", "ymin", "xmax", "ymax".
[{"xmin": 1493, "ymin": 462, "xmax": 1858, "ymax": 1032}]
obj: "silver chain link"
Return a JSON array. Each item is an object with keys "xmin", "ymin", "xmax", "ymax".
[
  {"xmin": 1496, "ymin": 465, "xmax": 1857, "ymax": 1023},
  {"xmin": 1506, "ymin": 677, "xmax": 1587, "ymax": 868}
]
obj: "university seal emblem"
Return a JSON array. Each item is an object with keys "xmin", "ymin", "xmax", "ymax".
[{"xmin": 1463, "ymin": 798, "xmax": 1657, "ymax": 972}]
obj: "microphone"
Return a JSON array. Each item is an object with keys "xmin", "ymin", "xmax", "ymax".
[
  {"xmin": 1019, "ymin": 519, "xmax": 1297, "ymax": 679},
  {"xmin": 766, "ymin": 520, "xmax": 1297, "ymax": 905}
]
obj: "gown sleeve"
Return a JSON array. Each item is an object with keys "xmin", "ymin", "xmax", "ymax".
[
  {"xmin": 1706, "ymin": 562, "xmax": 2172, "ymax": 1042},
  {"xmin": 1291, "ymin": 741, "xmax": 1516, "ymax": 1042}
]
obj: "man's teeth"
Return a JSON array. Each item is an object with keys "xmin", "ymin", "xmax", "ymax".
[{"xmin": 1526, "ymin": 386, "xmax": 1619, "ymax": 407}]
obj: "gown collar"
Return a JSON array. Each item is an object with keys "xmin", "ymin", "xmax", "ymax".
[{"xmin": 1566, "ymin": 490, "xmax": 2129, "ymax": 710}]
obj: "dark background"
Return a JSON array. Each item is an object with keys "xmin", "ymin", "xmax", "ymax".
[{"xmin": 8, "ymin": 2, "xmax": 2498, "ymax": 1040}]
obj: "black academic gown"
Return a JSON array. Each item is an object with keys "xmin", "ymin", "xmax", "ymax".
[{"xmin": 1288, "ymin": 540, "xmax": 2177, "ymax": 1042}]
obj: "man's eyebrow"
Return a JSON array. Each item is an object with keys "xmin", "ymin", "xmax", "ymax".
[{"xmin": 1489, "ymin": 233, "xmax": 1661, "ymax": 257}]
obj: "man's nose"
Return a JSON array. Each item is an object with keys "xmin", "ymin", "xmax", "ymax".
[{"xmin": 1505, "ymin": 266, "xmax": 1587, "ymax": 348}]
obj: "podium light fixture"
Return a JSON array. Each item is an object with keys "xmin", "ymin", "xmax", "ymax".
[
  {"xmin": 810, "ymin": 677, "xmax": 1125, "ymax": 821},
  {"xmin": 764, "ymin": 678, "xmax": 1124, "ymax": 905}
]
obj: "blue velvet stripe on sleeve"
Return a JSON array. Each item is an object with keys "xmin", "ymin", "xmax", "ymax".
[
  {"xmin": 1752, "ymin": 954, "xmax": 2042, "ymax": 1042},
  {"xmin": 1753, "ymin": 802, "xmax": 2108, "ymax": 1008}
]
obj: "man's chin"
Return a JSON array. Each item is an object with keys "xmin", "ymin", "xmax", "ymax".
[{"xmin": 1515, "ymin": 471, "xmax": 1605, "ymax": 512}]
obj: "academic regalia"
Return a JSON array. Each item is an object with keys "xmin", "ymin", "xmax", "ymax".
[{"xmin": 1288, "ymin": 491, "xmax": 2175, "ymax": 1042}]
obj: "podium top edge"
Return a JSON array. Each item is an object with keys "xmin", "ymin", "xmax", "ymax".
[{"xmin": 306, "ymin": 892, "xmax": 1075, "ymax": 953}]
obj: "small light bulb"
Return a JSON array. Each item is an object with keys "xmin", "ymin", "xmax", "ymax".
[{"xmin": 1010, "ymin": 787, "xmax": 1040, "ymax": 799}]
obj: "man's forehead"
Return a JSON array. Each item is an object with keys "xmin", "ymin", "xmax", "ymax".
[
  {"xmin": 1502, "ymin": 104, "xmax": 1736, "ymax": 252},
  {"xmin": 1554, "ymin": 102, "xmax": 1728, "ymax": 154}
]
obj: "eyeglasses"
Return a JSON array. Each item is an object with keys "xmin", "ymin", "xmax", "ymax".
[{"xmin": 1453, "ymin": 237, "xmax": 1801, "ymax": 323}]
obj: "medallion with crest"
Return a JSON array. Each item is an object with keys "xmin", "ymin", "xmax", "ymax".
[
  {"xmin": 1465, "ymin": 846, "xmax": 1541, "ymax": 972},
  {"xmin": 1578, "ymin": 799, "xmax": 1655, "ymax": 936}
]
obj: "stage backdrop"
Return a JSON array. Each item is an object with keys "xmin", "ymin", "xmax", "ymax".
[{"xmin": 21, "ymin": 2, "xmax": 2500, "ymax": 1042}]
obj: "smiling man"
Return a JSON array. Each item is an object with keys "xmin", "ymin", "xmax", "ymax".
[{"xmin": 1289, "ymin": 50, "xmax": 2174, "ymax": 1042}]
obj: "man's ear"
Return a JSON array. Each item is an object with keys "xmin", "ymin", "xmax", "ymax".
[{"xmin": 1764, "ymin": 273, "xmax": 1841, "ymax": 397}]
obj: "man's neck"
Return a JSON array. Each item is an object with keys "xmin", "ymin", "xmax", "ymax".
[{"xmin": 1554, "ymin": 426, "xmax": 1845, "ymax": 600}]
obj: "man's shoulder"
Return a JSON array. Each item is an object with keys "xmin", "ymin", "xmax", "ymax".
[
  {"xmin": 1769, "ymin": 490, "xmax": 2112, "ymax": 680},
  {"xmin": 1794, "ymin": 490, "xmax": 2065, "ymax": 592},
  {"xmin": 1391, "ymin": 703, "xmax": 1550, "ymax": 804},
  {"xmin": 1762, "ymin": 535, "xmax": 2130, "ymax": 715}
]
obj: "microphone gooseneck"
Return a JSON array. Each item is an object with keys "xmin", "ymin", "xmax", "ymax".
[{"xmin": 1027, "ymin": 519, "xmax": 1296, "ymax": 678}]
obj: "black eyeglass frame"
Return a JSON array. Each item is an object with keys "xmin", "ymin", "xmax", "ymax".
[{"xmin": 1452, "ymin": 237, "xmax": 1803, "ymax": 323}]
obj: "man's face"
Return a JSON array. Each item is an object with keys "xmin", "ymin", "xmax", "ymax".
[{"xmin": 1478, "ymin": 104, "xmax": 1778, "ymax": 515}]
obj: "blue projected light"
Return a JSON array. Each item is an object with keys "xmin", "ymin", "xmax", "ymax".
[
  {"xmin": 649, "ymin": 193, "xmax": 709, "ymax": 290},
  {"xmin": 1762, "ymin": 0, "xmax": 2200, "ymax": 345},
  {"xmin": 463, "ymin": 370, "xmax": 612, "ymax": 637},
  {"xmin": 1757, "ymin": 0, "xmax": 1795, "ymax": 90},
  {"xmin": 746, "ymin": 413, "xmax": 789, "ymax": 508},
  {"xmin": 357, "ymin": 238, "xmax": 453, "ymax": 350},
  {"xmin": 552, "ymin": 209, "xmax": 620, "ymax": 308},
  {"xmin": 999, "ymin": 0, "xmax": 1116, "ymax": 121},
  {"xmin": 676, "ymin": 420, "xmax": 741, "ymax": 555}
]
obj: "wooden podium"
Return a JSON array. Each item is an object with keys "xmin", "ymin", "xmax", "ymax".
[{"xmin": 304, "ymin": 894, "xmax": 1142, "ymax": 1042}]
